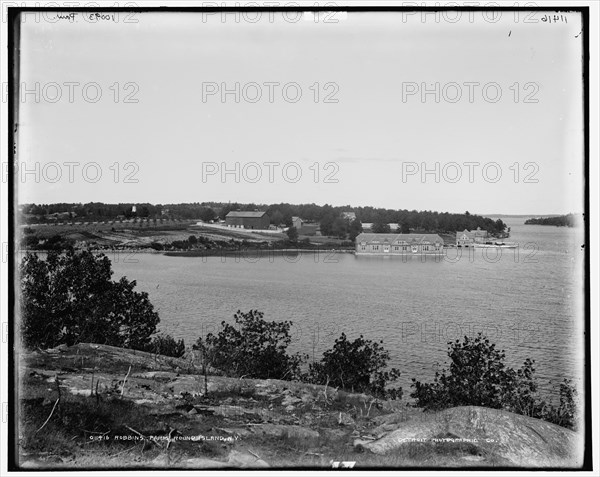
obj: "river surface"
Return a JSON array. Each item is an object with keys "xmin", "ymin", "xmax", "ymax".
[{"xmin": 111, "ymin": 216, "xmax": 585, "ymax": 397}]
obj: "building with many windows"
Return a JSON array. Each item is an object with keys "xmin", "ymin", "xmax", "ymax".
[{"xmin": 355, "ymin": 233, "xmax": 444, "ymax": 255}]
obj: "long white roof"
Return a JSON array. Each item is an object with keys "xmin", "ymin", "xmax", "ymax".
[{"xmin": 356, "ymin": 233, "xmax": 443, "ymax": 244}]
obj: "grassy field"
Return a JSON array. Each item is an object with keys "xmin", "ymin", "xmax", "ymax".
[
  {"xmin": 18, "ymin": 219, "xmax": 357, "ymax": 253},
  {"xmin": 20, "ymin": 221, "xmax": 286, "ymax": 250}
]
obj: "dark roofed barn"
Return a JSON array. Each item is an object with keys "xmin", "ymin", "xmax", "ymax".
[{"xmin": 225, "ymin": 211, "xmax": 270, "ymax": 230}]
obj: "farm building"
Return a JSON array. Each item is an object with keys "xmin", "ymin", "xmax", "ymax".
[
  {"xmin": 225, "ymin": 211, "xmax": 270, "ymax": 230},
  {"xmin": 456, "ymin": 227, "xmax": 488, "ymax": 247},
  {"xmin": 292, "ymin": 216, "xmax": 303, "ymax": 229},
  {"xmin": 355, "ymin": 233, "xmax": 444, "ymax": 255}
]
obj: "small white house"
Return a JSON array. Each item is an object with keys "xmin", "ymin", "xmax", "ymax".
[{"xmin": 292, "ymin": 216, "xmax": 303, "ymax": 229}]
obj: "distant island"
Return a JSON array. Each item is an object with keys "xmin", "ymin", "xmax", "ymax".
[{"xmin": 525, "ymin": 214, "xmax": 578, "ymax": 227}]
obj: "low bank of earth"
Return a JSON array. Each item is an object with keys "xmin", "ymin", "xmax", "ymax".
[{"xmin": 17, "ymin": 343, "xmax": 582, "ymax": 470}]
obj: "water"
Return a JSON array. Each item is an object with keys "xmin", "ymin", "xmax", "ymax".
[{"xmin": 111, "ymin": 217, "xmax": 585, "ymax": 397}]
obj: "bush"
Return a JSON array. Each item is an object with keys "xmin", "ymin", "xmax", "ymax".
[
  {"xmin": 410, "ymin": 334, "xmax": 577, "ymax": 429},
  {"xmin": 21, "ymin": 234, "xmax": 39, "ymax": 249},
  {"xmin": 542, "ymin": 379, "xmax": 578, "ymax": 429},
  {"xmin": 35, "ymin": 234, "xmax": 73, "ymax": 251},
  {"xmin": 170, "ymin": 240, "xmax": 189, "ymax": 250},
  {"xmin": 195, "ymin": 309, "xmax": 305, "ymax": 380},
  {"xmin": 286, "ymin": 226, "xmax": 298, "ymax": 242},
  {"xmin": 306, "ymin": 333, "xmax": 402, "ymax": 399},
  {"xmin": 20, "ymin": 250, "xmax": 160, "ymax": 350},
  {"xmin": 146, "ymin": 334, "xmax": 185, "ymax": 358}
]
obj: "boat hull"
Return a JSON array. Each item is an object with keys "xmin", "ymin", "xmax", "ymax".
[{"xmin": 474, "ymin": 243, "xmax": 517, "ymax": 249}]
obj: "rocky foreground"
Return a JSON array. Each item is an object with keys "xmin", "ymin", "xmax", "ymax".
[{"xmin": 18, "ymin": 343, "xmax": 583, "ymax": 469}]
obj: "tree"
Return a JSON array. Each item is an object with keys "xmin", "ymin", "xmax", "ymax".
[
  {"xmin": 348, "ymin": 219, "xmax": 363, "ymax": 242},
  {"xmin": 307, "ymin": 333, "xmax": 402, "ymax": 399},
  {"xmin": 410, "ymin": 334, "xmax": 578, "ymax": 429},
  {"xmin": 21, "ymin": 235, "xmax": 39, "ymax": 249},
  {"xmin": 195, "ymin": 310, "xmax": 306, "ymax": 380},
  {"xmin": 286, "ymin": 226, "xmax": 298, "ymax": 242},
  {"xmin": 420, "ymin": 214, "xmax": 437, "ymax": 231},
  {"xmin": 411, "ymin": 334, "xmax": 518, "ymax": 411},
  {"xmin": 495, "ymin": 218, "xmax": 507, "ymax": 233},
  {"xmin": 20, "ymin": 250, "xmax": 159, "ymax": 350},
  {"xmin": 270, "ymin": 210, "xmax": 284, "ymax": 227},
  {"xmin": 319, "ymin": 213, "xmax": 336, "ymax": 236},
  {"xmin": 170, "ymin": 240, "xmax": 190, "ymax": 250},
  {"xmin": 396, "ymin": 223, "xmax": 410, "ymax": 234},
  {"xmin": 372, "ymin": 220, "xmax": 391, "ymax": 233},
  {"xmin": 331, "ymin": 217, "xmax": 348, "ymax": 239},
  {"xmin": 199, "ymin": 207, "xmax": 217, "ymax": 223},
  {"xmin": 43, "ymin": 234, "xmax": 74, "ymax": 251}
]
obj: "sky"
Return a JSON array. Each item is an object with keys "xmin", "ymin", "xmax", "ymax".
[{"xmin": 15, "ymin": 9, "xmax": 585, "ymax": 215}]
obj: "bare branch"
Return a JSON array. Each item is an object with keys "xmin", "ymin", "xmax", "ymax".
[
  {"xmin": 35, "ymin": 398, "xmax": 60, "ymax": 434},
  {"xmin": 121, "ymin": 365, "xmax": 132, "ymax": 398}
]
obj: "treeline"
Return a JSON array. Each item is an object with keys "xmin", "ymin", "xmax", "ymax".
[
  {"xmin": 262, "ymin": 203, "xmax": 506, "ymax": 235},
  {"xmin": 21, "ymin": 201, "xmax": 507, "ymax": 236},
  {"xmin": 20, "ymin": 202, "xmax": 217, "ymax": 223},
  {"xmin": 525, "ymin": 214, "xmax": 577, "ymax": 227}
]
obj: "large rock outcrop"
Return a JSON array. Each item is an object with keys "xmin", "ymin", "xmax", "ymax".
[
  {"xmin": 355, "ymin": 406, "xmax": 582, "ymax": 467},
  {"xmin": 19, "ymin": 344, "xmax": 584, "ymax": 469}
]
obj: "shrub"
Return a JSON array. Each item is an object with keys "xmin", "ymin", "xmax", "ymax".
[
  {"xmin": 543, "ymin": 379, "xmax": 578, "ymax": 429},
  {"xmin": 171, "ymin": 240, "xmax": 189, "ymax": 250},
  {"xmin": 195, "ymin": 309, "xmax": 306, "ymax": 380},
  {"xmin": 146, "ymin": 334, "xmax": 185, "ymax": 358},
  {"xmin": 286, "ymin": 226, "xmax": 298, "ymax": 242},
  {"xmin": 306, "ymin": 333, "xmax": 402, "ymax": 399},
  {"xmin": 410, "ymin": 334, "xmax": 577, "ymax": 429},
  {"xmin": 40, "ymin": 234, "xmax": 73, "ymax": 251},
  {"xmin": 21, "ymin": 234, "xmax": 39, "ymax": 249},
  {"xmin": 150, "ymin": 242, "xmax": 164, "ymax": 251},
  {"xmin": 20, "ymin": 250, "xmax": 159, "ymax": 350},
  {"xmin": 411, "ymin": 334, "xmax": 520, "ymax": 411}
]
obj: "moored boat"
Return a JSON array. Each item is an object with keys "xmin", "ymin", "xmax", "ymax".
[{"xmin": 474, "ymin": 241, "xmax": 518, "ymax": 249}]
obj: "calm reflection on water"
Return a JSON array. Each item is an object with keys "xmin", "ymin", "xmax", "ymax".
[{"xmin": 111, "ymin": 217, "xmax": 585, "ymax": 396}]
